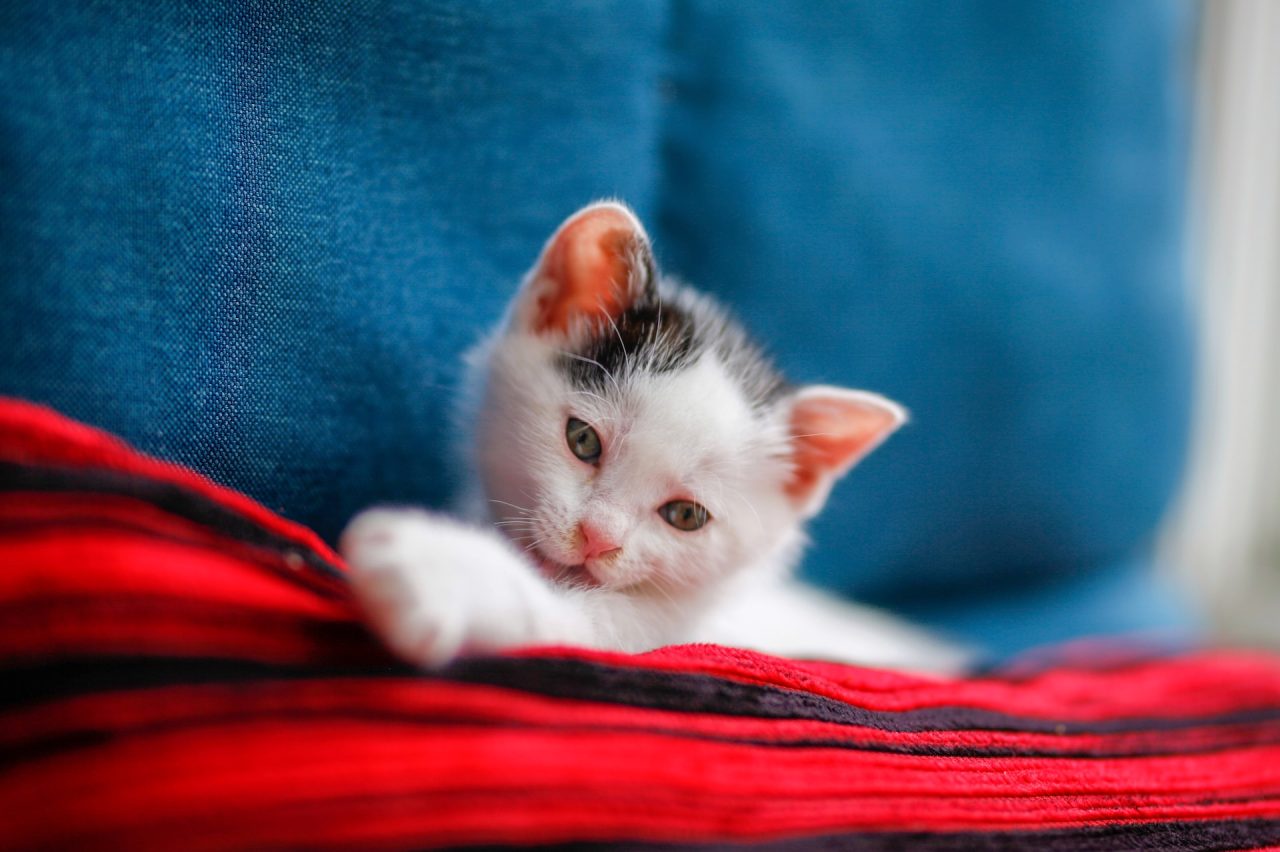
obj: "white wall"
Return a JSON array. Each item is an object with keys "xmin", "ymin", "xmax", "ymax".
[{"xmin": 1162, "ymin": 0, "xmax": 1280, "ymax": 643}]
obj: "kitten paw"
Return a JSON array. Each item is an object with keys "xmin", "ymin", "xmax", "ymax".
[{"xmin": 340, "ymin": 508, "xmax": 591, "ymax": 667}]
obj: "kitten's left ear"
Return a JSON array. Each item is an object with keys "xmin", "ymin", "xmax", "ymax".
[
  {"xmin": 784, "ymin": 386, "xmax": 907, "ymax": 518},
  {"xmin": 515, "ymin": 201, "xmax": 657, "ymax": 336}
]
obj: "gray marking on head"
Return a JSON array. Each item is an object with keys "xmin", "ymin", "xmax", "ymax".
[{"xmin": 559, "ymin": 279, "xmax": 790, "ymax": 410}]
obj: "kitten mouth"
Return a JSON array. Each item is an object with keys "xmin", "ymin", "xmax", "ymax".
[{"xmin": 532, "ymin": 549, "xmax": 602, "ymax": 589}]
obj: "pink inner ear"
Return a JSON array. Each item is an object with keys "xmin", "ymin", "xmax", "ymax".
[
  {"xmin": 533, "ymin": 206, "xmax": 644, "ymax": 335},
  {"xmin": 785, "ymin": 393, "xmax": 902, "ymax": 502}
]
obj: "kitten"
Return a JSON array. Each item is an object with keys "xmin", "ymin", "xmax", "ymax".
[{"xmin": 341, "ymin": 201, "xmax": 967, "ymax": 673}]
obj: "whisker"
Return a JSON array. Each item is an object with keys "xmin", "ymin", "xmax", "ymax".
[
  {"xmin": 557, "ymin": 349, "xmax": 624, "ymax": 398},
  {"xmin": 568, "ymin": 389, "xmax": 613, "ymax": 405},
  {"xmin": 729, "ymin": 489, "xmax": 763, "ymax": 529},
  {"xmin": 596, "ymin": 294, "xmax": 629, "ymax": 362},
  {"xmin": 645, "ymin": 574, "xmax": 685, "ymax": 611}
]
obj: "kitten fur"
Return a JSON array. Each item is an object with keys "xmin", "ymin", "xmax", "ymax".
[{"xmin": 342, "ymin": 201, "xmax": 967, "ymax": 673}]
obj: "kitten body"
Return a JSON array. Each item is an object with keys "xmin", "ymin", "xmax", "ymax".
[{"xmin": 342, "ymin": 202, "xmax": 967, "ymax": 673}]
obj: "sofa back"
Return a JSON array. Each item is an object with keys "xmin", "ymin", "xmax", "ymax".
[{"xmin": 0, "ymin": 1, "xmax": 1196, "ymax": 654}]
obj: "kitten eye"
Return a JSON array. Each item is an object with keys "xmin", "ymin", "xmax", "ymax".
[
  {"xmin": 659, "ymin": 500, "xmax": 710, "ymax": 532},
  {"xmin": 566, "ymin": 417, "xmax": 602, "ymax": 464}
]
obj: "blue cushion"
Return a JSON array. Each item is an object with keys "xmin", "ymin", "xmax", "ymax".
[
  {"xmin": 656, "ymin": 0, "xmax": 1198, "ymax": 648},
  {"xmin": 0, "ymin": 1, "xmax": 1197, "ymax": 654},
  {"xmin": 0, "ymin": 1, "xmax": 668, "ymax": 534}
]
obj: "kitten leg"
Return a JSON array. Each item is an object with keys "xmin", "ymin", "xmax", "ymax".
[{"xmin": 340, "ymin": 508, "xmax": 595, "ymax": 667}]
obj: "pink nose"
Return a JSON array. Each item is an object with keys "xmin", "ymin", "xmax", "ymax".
[{"xmin": 577, "ymin": 521, "xmax": 621, "ymax": 561}]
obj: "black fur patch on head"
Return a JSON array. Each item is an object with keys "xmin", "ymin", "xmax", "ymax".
[
  {"xmin": 558, "ymin": 281, "xmax": 790, "ymax": 410},
  {"xmin": 569, "ymin": 298, "xmax": 698, "ymax": 382}
]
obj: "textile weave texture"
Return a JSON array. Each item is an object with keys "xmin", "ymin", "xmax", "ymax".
[{"xmin": 2, "ymin": 398, "xmax": 1278, "ymax": 851}]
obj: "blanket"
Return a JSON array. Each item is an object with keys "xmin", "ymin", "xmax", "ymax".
[{"xmin": 3, "ymin": 397, "xmax": 1279, "ymax": 850}]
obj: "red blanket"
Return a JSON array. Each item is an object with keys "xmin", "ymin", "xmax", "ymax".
[{"xmin": 3, "ymin": 398, "xmax": 1280, "ymax": 850}]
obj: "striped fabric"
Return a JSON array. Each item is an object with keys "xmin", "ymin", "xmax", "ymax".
[{"xmin": 3, "ymin": 397, "xmax": 1280, "ymax": 851}]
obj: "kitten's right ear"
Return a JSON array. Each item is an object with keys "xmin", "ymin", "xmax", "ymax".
[
  {"xmin": 515, "ymin": 201, "xmax": 656, "ymax": 336},
  {"xmin": 784, "ymin": 386, "xmax": 907, "ymax": 519}
]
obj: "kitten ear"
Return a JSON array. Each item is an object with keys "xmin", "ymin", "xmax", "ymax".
[
  {"xmin": 784, "ymin": 386, "xmax": 907, "ymax": 517},
  {"xmin": 516, "ymin": 201, "xmax": 657, "ymax": 336}
]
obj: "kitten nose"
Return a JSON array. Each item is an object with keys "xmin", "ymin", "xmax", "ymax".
[{"xmin": 576, "ymin": 521, "xmax": 621, "ymax": 562}]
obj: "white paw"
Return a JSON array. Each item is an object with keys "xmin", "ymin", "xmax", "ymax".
[{"xmin": 340, "ymin": 508, "xmax": 592, "ymax": 667}]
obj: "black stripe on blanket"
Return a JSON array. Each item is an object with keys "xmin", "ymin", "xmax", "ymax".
[
  {"xmin": 0, "ymin": 461, "xmax": 345, "ymax": 584},
  {"xmin": 476, "ymin": 818, "xmax": 1280, "ymax": 851},
  {"xmin": 8, "ymin": 656, "xmax": 1280, "ymax": 755}
]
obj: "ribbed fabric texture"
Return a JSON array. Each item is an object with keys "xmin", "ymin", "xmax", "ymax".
[{"xmin": 3, "ymin": 398, "xmax": 1278, "ymax": 851}]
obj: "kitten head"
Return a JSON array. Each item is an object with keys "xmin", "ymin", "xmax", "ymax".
[{"xmin": 473, "ymin": 201, "xmax": 904, "ymax": 597}]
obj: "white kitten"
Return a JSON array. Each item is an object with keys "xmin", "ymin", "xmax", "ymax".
[{"xmin": 342, "ymin": 201, "xmax": 968, "ymax": 673}]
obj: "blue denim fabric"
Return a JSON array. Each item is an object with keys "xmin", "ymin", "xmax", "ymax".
[
  {"xmin": 0, "ymin": 1, "xmax": 1196, "ymax": 656},
  {"xmin": 657, "ymin": 1, "xmax": 1198, "ymax": 653},
  {"xmin": 0, "ymin": 1, "xmax": 667, "ymax": 528}
]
